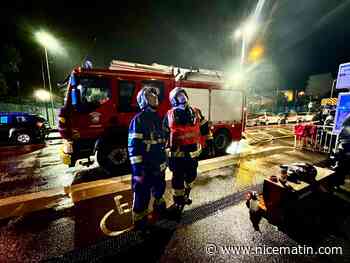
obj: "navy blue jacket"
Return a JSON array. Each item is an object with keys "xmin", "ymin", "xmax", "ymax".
[{"xmin": 128, "ymin": 108, "xmax": 167, "ymax": 174}]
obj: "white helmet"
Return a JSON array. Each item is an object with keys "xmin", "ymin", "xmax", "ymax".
[
  {"xmin": 169, "ymin": 87, "xmax": 188, "ymax": 107},
  {"xmin": 136, "ymin": 86, "xmax": 159, "ymax": 110}
]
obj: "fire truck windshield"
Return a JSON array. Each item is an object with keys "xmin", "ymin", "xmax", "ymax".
[{"xmin": 72, "ymin": 76, "xmax": 111, "ymax": 111}]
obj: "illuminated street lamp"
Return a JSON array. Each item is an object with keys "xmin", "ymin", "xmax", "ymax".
[
  {"xmin": 34, "ymin": 89, "xmax": 51, "ymax": 123},
  {"xmin": 234, "ymin": 28, "xmax": 242, "ymax": 40},
  {"xmin": 35, "ymin": 31, "xmax": 62, "ymax": 126},
  {"xmin": 234, "ymin": 19, "xmax": 259, "ymax": 67}
]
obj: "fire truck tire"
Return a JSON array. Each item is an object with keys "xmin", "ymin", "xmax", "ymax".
[
  {"xmin": 213, "ymin": 130, "xmax": 231, "ymax": 154},
  {"xmin": 96, "ymin": 144, "xmax": 129, "ymax": 175}
]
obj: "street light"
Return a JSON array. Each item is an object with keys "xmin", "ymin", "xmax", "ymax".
[
  {"xmin": 234, "ymin": 19, "xmax": 259, "ymax": 68},
  {"xmin": 233, "ymin": 19, "xmax": 259, "ymax": 113},
  {"xmin": 35, "ymin": 31, "xmax": 62, "ymax": 126},
  {"xmin": 34, "ymin": 89, "xmax": 51, "ymax": 123}
]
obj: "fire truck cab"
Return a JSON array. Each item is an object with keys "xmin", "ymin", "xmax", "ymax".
[{"xmin": 58, "ymin": 60, "xmax": 246, "ymax": 174}]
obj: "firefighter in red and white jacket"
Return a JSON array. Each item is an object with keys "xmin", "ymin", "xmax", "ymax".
[{"xmin": 163, "ymin": 87, "xmax": 214, "ymax": 217}]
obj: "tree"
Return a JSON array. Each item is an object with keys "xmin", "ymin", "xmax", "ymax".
[
  {"xmin": 0, "ymin": 45, "xmax": 22, "ymax": 96},
  {"xmin": 305, "ymin": 73, "xmax": 333, "ymax": 98},
  {"xmin": 276, "ymin": 91, "xmax": 288, "ymax": 112}
]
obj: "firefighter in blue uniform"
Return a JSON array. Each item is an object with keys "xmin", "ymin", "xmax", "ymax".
[
  {"xmin": 128, "ymin": 86, "xmax": 167, "ymax": 230},
  {"xmin": 163, "ymin": 87, "xmax": 214, "ymax": 218}
]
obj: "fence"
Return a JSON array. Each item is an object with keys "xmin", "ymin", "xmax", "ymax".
[
  {"xmin": 0, "ymin": 102, "xmax": 61, "ymax": 127},
  {"xmin": 294, "ymin": 123, "xmax": 338, "ymax": 154}
]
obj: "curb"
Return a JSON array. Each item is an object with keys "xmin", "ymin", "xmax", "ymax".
[{"xmin": 0, "ymin": 146, "xmax": 293, "ymax": 220}]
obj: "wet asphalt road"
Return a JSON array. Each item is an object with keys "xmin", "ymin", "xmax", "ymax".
[
  {"xmin": 2, "ymin": 135, "xmax": 349, "ymax": 262},
  {"xmin": 0, "ymin": 126, "xmax": 294, "ymax": 198}
]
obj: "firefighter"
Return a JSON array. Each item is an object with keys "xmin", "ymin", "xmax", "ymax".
[
  {"xmin": 163, "ymin": 87, "xmax": 214, "ymax": 218},
  {"xmin": 128, "ymin": 86, "xmax": 167, "ymax": 230}
]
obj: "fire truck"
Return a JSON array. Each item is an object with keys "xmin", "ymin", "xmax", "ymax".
[{"xmin": 58, "ymin": 60, "xmax": 246, "ymax": 174}]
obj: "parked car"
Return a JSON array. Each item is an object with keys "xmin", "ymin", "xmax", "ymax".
[
  {"xmin": 286, "ymin": 111, "xmax": 302, "ymax": 123},
  {"xmin": 0, "ymin": 112, "xmax": 49, "ymax": 145},
  {"xmin": 297, "ymin": 112, "xmax": 315, "ymax": 122},
  {"xmin": 257, "ymin": 112, "xmax": 280, "ymax": 125},
  {"xmin": 277, "ymin": 111, "xmax": 302, "ymax": 124},
  {"xmin": 277, "ymin": 113, "xmax": 287, "ymax": 124},
  {"xmin": 246, "ymin": 113, "xmax": 260, "ymax": 126}
]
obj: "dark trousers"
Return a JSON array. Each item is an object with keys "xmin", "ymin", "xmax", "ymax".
[
  {"xmin": 169, "ymin": 157, "xmax": 198, "ymax": 191},
  {"xmin": 132, "ymin": 169, "xmax": 166, "ymax": 215}
]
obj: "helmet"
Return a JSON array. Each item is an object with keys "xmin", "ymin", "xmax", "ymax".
[
  {"xmin": 169, "ymin": 87, "xmax": 188, "ymax": 107},
  {"xmin": 283, "ymin": 163, "xmax": 317, "ymax": 184},
  {"xmin": 136, "ymin": 86, "xmax": 159, "ymax": 110}
]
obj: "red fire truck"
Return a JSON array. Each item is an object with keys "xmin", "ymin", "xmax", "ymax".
[{"xmin": 58, "ymin": 60, "xmax": 246, "ymax": 174}]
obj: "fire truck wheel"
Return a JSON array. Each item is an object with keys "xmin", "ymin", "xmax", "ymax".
[
  {"xmin": 96, "ymin": 145, "xmax": 129, "ymax": 175},
  {"xmin": 213, "ymin": 130, "xmax": 230, "ymax": 154}
]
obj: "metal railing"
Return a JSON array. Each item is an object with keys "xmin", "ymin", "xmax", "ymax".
[{"xmin": 294, "ymin": 123, "xmax": 338, "ymax": 154}]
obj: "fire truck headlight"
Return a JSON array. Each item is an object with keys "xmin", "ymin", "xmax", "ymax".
[
  {"xmin": 59, "ymin": 117, "xmax": 66, "ymax": 124},
  {"xmin": 63, "ymin": 140, "xmax": 73, "ymax": 154}
]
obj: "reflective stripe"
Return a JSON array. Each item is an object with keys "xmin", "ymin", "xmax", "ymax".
[
  {"xmin": 143, "ymin": 139, "xmax": 165, "ymax": 144},
  {"xmin": 189, "ymin": 145, "xmax": 202, "ymax": 158},
  {"xmin": 133, "ymin": 209, "xmax": 149, "ymax": 222},
  {"xmin": 185, "ymin": 181, "xmax": 194, "ymax": 189},
  {"xmin": 143, "ymin": 138, "xmax": 166, "ymax": 144},
  {"xmin": 176, "ymin": 131, "xmax": 199, "ymax": 140},
  {"xmin": 174, "ymin": 189, "xmax": 185, "ymax": 196},
  {"xmin": 130, "ymin": 155, "xmax": 143, "ymax": 164},
  {"xmin": 169, "ymin": 145, "xmax": 202, "ymax": 158},
  {"xmin": 128, "ymin": 133, "xmax": 143, "ymax": 139},
  {"xmin": 160, "ymin": 162, "xmax": 167, "ymax": 171},
  {"xmin": 170, "ymin": 151, "xmax": 185, "ymax": 158},
  {"xmin": 206, "ymin": 133, "xmax": 214, "ymax": 140},
  {"xmin": 143, "ymin": 133, "xmax": 166, "ymax": 152},
  {"xmin": 154, "ymin": 197, "xmax": 165, "ymax": 205}
]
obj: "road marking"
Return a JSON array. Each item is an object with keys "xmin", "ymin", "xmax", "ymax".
[{"xmin": 99, "ymin": 195, "xmax": 133, "ymax": 236}]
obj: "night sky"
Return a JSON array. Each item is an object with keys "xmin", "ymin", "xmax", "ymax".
[{"xmin": 1, "ymin": 0, "xmax": 350, "ymax": 97}]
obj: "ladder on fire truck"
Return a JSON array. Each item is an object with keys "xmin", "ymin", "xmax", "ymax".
[{"xmin": 109, "ymin": 60, "xmax": 224, "ymax": 83}]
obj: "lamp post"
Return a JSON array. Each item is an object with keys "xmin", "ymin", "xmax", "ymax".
[
  {"xmin": 234, "ymin": 20, "xmax": 258, "ymax": 67},
  {"xmin": 233, "ymin": 19, "xmax": 259, "ymax": 112},
  {"xmin": 330, "ymin": 79, "xmax": 336, "ymax": 98},
  {"xmin": 35, "ymin": 31, "xmax": 62, "ymax": 126},
  {"xmin": 34, "ymin": 89, "xmax": 51, "ymax": 123}
]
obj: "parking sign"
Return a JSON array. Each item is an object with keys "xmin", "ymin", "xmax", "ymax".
[
  {"xmin": 336, "ymin": 62, "xmax": 350, "ymax": 90},
  {"xmin": 333, "ymin": 92, "xmax": 350, "ymax": 134}
]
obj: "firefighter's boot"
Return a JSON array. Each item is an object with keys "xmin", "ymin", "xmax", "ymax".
[
  {"xmin": 167, "ymin": 195, "xmax": 185, "ymax": 221},
  {"xmin": 133, "ymin": 211, "xmax": 152, "ymax": 235},
  {"xmin": 153, "ymin": 198, "xmax": 167, "ymax": 219},
  {"xmin": 134, "ymin": 216, "xmax": 150, "ymax": 233},
  {"xmin": 184, "ymin": 187, "xmax": 192, "ymax": 205}
]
